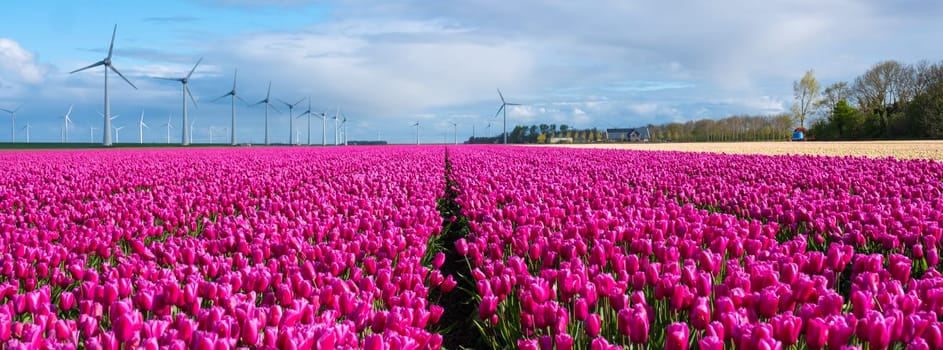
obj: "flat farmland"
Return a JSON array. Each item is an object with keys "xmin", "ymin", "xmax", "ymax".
[
  {"xmin": 541, "ymin": 140, "xmax": 943, "ymax": 160},
  {"xmin": 2, "ymin": 145, "xmax": 943, "ymax": 349}
]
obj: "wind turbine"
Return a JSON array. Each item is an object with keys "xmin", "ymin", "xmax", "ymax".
[
  {"xmin": 155, "ymin": 57, "xmax": 201, "ymax": 146},
  {"xmin": 22, "ymin": 121, "xmax": 31, "ymax": 143},
  {"xmin": 494, "ymin": 89, "xmax": 521, "ymax": 144},
  {"xmin": 189, "ymin": 119, "xmax": 196, "ymax": 144},
  {"xmin": 450, "ymin": 121, "xmax": 458, "ymax": 145},
  {"xmin": 413, "ymin": 121, "xmax": 420, "ymax": 145},
  {"xmin": 279, "ymin": 97, "xmax": 305, "ymax": 145},
  {"xmin": 212, "ymin": 69, "xmax": 248, "ymax": 146},
  {"xmin": 320, "ymin": 109, "xmax": 329, "ymax": 146},
  {"xmin": 486, "ymin": 120, "xmax": 492, "ymax": 137},
  {"xmin": 138, "ymin": 110, "xmax": 148, "ymax": 144},
  {"xmin": 333, "ymin": 108, "xmax": 340, "ymax": 146},
  {"xmin": 340, "ymin": 115, "xmax": 348, "ymax": 146},
  {"xmin": 61, "ymin": 105, "xmax": 75, "ymax": 143},
  {"xmin": 0, "ymin": 105, "xmax": 21, "ymax": 143},
  {"xmin": 113, "ymin": 126, "xmax": 124, "ymax": 143},
  {"xmin": 89, "ymin": 125, "xmax": 97, "ymax": 143},
  {"xmin": 253, "ymin": 82, "xmax": 280, "ymax": 145},
  {"xmin": 70, "ymin": 24, "xmax": 137, "ymax": 146},
  {"xmin": 296, "ymin": 97, "xmax": 313, "ymax": 145},
  {"xmin": 162, "ymin": 115, "xmax": 174, "ymax": 144}
]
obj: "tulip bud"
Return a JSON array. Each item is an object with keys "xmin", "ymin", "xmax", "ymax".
[
  {"xmin": 806, "ymin": 317, "xmax": 828, "ymax": 350},
  {"xmin": 432, "ymin": 252, "xmax": 446, "ymax": 269},
  {"xmin": 665, "ymin": 323, "xmax": 689, "ymax": 350},
  {"xmin": 573, "ymin": 298, "xmax": 589, "ymax": 321},
  {"xmin": 585, "ymin": 313, "xmax": 601, "ymax": 337},
  {"xmin": 59, "ymin": 291, "xmax": 76, "ymax": 311},
  {"xmin": 479, "ymin": 296, "xmax": 498, "ymax": 321}
]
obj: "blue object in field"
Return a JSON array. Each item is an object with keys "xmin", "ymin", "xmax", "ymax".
[{"xmin": 792, "ymin": 130, "xmax": 805, "ymax": 141}]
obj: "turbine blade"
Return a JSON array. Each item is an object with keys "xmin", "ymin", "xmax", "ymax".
[
  {"xmin": 493, "ymin": 105, "xmax": 505, "ymax": 119},
  {"xmin": 232, "ymin": 69, "xmax": 238, "ymax": 90},
  {"xmin": 237, "ymin": 95, "xmax": 251, "ymax": 106},
  {"xmin": 276, "ymin": 98, "xmax": 290, "ymax": 107},
  {"xmin": 506, "ymin": 103, "xmax": 522, "ymax": 106},
  {"xmin": 270, "ymin": 104, "xmax": 282, "ymax": 113},
  {"xmin": 107, "ymin": 24, "xmax": 117, "ymax": 60},
  {"xmin": 294, "ymin": 97, "xmax": 305, "ymax": 106},
  {"xmin": 0, "ymin": 108, "xmax": 11, "ymax": 113},
  {"xmin": 66, "ymin": 105, "xmax": 73, "ymax": 118},
  {"xmin": 153, "ymin": 77, "xmax": 181, "ymax": 81},
  {"xmin": 186, "ymin": 57, "xmax": 203, "ymax": 80},
  {"xmin": 497, "ymin": 88, "xmax": 506, "ymax": 103},
  {"xmin": 13, "ymin": 104, "xmax": 22, "ymax": 113},
  {"xmin": 70, "ymin": 60, "xmax": 105, "ymax": 74},
  {"xmin": 266, "ymin": 82, "xmax": 271, "ymax": 100},
  {"xmin": 211, "ymin": 92, "xmax": 232, "ymax": 102},
  {"xmin": 109, "ymin": 65, "xmax": 138, "ymax": 89},
  {"xmin": 186, "ymin": 84, "xmax": 199, "ymax": 109}
]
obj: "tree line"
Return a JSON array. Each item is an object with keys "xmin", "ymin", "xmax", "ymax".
[
  {"xmin": 468, "ymin": 124, "xmax": 605, "ymax": 144},
  {"xmin": 803, "ymin": 60, "xmax": 943, "ymax": 140}
]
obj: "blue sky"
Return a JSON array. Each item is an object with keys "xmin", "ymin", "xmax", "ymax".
[{"xmin": 1, "ymin": 0, "xmax": 942, "ymax": 144}]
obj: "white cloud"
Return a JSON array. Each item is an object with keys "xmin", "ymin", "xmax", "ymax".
[{"xmin": 0, "ymin": 38, "xmax": 48, "ymax": 85}]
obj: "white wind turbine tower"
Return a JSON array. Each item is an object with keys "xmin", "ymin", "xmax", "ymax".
[
  {"xmin": 163, "ymin": 115, "xmax": 175, "ymax": 144},
  {"xmin": 494, "ymin": 89, "xmax": 521, "ymax": 144},
  {"xmin": 62, "ymin": 105, "xmax": 75, "ymax": 143},
  {"xmin": 212, "ymin": 69, "xmax": 248, "ymax": 145},
  {"xmin": 70, "ymin": 25, "xmax": 137, "ymax": 146},
  {"xmin": 0, "ymin": 104, "xmax": 21, "ymax": 143},
  {"xmin": 413, "ymin": 121, "xmax": 420, "ymax": 145},
  {"xmin": 22, "ymin": 121, "xmax": 31, "ymax": 143},
  {"xmin": 296, "ymin": 97, "xmax": 313, "ymax": 145},
  {"xmin": 155, "ymin": 57, "xmax": 202, "ymax": 146},
  {"xmin": 189, "ymin": 119, "xmax": 196, "ymax": 144},
  {"xmin": 319, "ymin": 109, "xmax": 329, "ymax": 146},
  {"xmin": 279, "ymin": 97, "xmax": 305, "ymax": 145},
  {"xmin": 137, "ymin": 110, "xmax": 148, "ymax": 144},
  {"xmin": 340, "ymin": 114, "xmax": 348, "ymax": 146},
  {"xmin": 450, "ymin": 121, "xmax": 459, "ymax": 145},
  {"xmin": 333, "ymin": 108, "xmax": 340, "ymax": 146},
  {"xmin": 253, "ymin": 82, "xmax": 280, "ymax": 145},
  {"xmin": 113, "ymin": 126, "xmax": 125, "ymax": 143}
]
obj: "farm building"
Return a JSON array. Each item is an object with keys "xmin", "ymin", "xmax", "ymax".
[{"xmin": 606, "ymin": 127, "xmax": 651, "ymax": 142}]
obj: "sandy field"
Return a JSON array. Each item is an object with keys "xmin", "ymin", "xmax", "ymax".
[{"xmin": 537, "ymin": 140, "xmax": 943, "ymax": 161}]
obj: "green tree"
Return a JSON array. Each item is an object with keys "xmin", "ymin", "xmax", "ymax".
[{"xmin": 792, "ymin": 69, "xmax": 820, "ymax": 128}]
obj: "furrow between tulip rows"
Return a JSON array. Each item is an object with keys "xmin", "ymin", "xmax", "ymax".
[
  {"xmin": 0, "ymin": 147, "xmax": 460, "ymax": 349},
  {"xmin": 446, "ymin": 146, "xmax": 943, "ymax": 350}
]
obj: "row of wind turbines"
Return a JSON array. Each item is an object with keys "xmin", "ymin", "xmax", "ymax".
[
  {"xmin": 4, "ymin": 24, "xmax": 522, "ymax": 146},
  {"xmin": 62, "ymin": 24, "xmax": 350, "ymax": 146}
]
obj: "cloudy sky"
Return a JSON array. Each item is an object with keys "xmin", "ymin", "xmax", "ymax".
[{"xmin": 1, "ymin": 1, "xmax": 941, "ymax": 144}]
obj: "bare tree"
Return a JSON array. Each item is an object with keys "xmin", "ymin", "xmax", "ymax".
[
  {"xmin": 853, "ymin": 60, "xmax": 908, "ymax": 132},
  {"xmin": 792, "ymin": 69, "xmax": 820, "ymax": 128},
  {"xmin": 816, "ymin": 82, "xmax": 851, "ymax": 113}
]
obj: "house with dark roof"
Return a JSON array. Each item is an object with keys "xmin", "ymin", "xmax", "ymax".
[{"xmin": 606, "ymin": 127, "xmax": 651, "ymax": 142}]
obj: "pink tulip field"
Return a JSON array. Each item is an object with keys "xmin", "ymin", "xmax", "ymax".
[
  {"xmin": 0, "ymin": 148, "xmax": 449, "ymax": 349},
  {"xmin": 448, "ymin": 147, "xmax": 943, "ymax": 349},
  {"xmin": 1, "ymin": 145, "xmax": 942, "ymax": 349}
]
